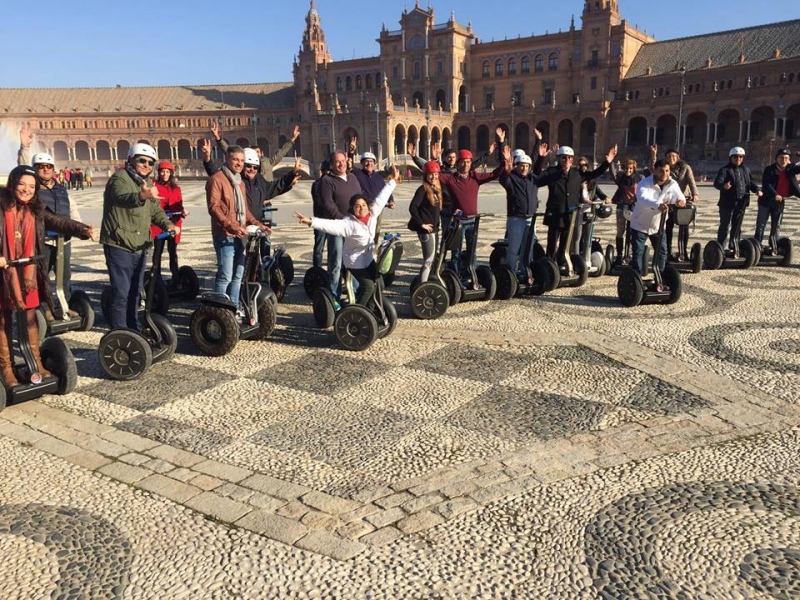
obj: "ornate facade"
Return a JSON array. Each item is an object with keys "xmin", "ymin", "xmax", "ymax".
[{"xmin": 2, "ymin": 0, "xmax": 799, "ymax": 175}]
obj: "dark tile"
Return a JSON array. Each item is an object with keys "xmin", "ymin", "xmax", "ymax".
[
  {"xmin": 254, "ymin": 351, "xmax": 384, "ymax": 394},
  {"xmin": 115, "ymin": 414, "xmax": 234, "ymax": 455},
  {"xmin": 249, "ymin": 397, "xmax": 418, "ymax": 470},
  {"xmin": 82, "ymin": 361, "xmax": 234, "ymax": 412},
  {"xmin": 408, "ymin": 345, "xmax": 535, "ymax": 383},
  {"xmin": 446, "ymin": 385, "xmax": 606, "ymax": 442},
  {"xmin": 621, "ymin": 376, "xmax": 710, "ymax": 416}
]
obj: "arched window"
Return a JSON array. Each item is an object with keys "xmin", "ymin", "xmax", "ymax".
[
  {"xmin": 495, "ymin": 59, "xmax": 503, "ymax": 76},
  {"xmin": 355, "ymin": 75, "xmax": 362, "ymax": 90},
  {"xmin": 534, "ymin": 54, "xmax": 544, "ymax": 72},
  {"xmin": 508, "ymin": 58, "xmax": 516, "ymax": 75},
  {"xmin": 345, "ymin": 76, "xmax": 352, "ymax": 91},
  {"xmin": 365, "ymin": 74, "xmax": 372, "ymax": 89},
  {"xmin": 414, "ymin": 61, "xmax": 421, "ymax": 80},
  {"xmin": 521, "ymin": 56, "xmax": 530, "ymax": 73},
  {"xmin": 336, "ymin": 77, "xmax": 343, "ymax": 92},
  {"xmin": 482, "ymin": 61, "xmax": 490, "ymax": 77},
  {"xmin": 548, "ymin": 53, "xmax": 558, "ymax": 71}
]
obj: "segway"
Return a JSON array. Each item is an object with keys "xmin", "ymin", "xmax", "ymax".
[
  {"xmin": 605, "ymin": 205, "xmax": 647, "ymax": 277},
  {"xmin": 667, "ymin": 202, "xmax": 703, "ymax": 273},
  {"xmin": 408, "ymin": 220, "xmax": 458, "ymax": 318},
  {"xmin": 550, "ymin": 207, "xmax": 589, "ymax": 289},
  {"xmin": 702, "ymin": 202, "xmax": 757, "ymax": 270},
  {"xmin": 39, "ymin": 233, "xmax": 95, "ymax": 336},
  {"xmin": 97, "ymin": 231, "xmax": 178, "ymax": 380},
  {"xmin": 493, "ymin": 213, "xmax": 557, "ymax": 299},
  {"xmin": 617, "ymin": 209, "xmax": 682, "ymax": 307},
  {"xmin": 380, "ymin": 235, "xmax": 404, "ymax": 288},
  {"xmin": 753, "ymin": 206, "xmax": 794, "ymax": 267},
  {"xmin": 256, "ymin": 206, "xmax": 295, "ymax": 301},
  {"xmin": 311, "ymin": 234, "xmax": 400, "ymax": 351},
  {"xmin": 189, "ymin": 226, "xmax": 277, "ymax": 357},
  {"xmin": 145, "ymin": 211, "xmax": 200, "ymax": 303},
  {"xmin": 579, "ymin": 202, "xmax": 613, "ymax": 278},
  {"xmin": 0, "ymin": 255, "xmax": 77, "ymax": 411},
  {"xmin": 101, "ymin": 250, "xmax": 170, "ymax": 323},
  {"xmin": 444, "ymin": 214, "xmax": 496, "ymax": 302}
]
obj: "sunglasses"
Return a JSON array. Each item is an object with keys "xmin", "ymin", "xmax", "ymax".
[
  {"xmin": 244, "ymin": 164, "xmax": 259, "ymax": 169},
  {"xmin": 559, "ymin": 156, "xmax": 573, "ymax": 160},
  {"xmin": 136, "ymin": 157, "xmax": 155, "ymax": 166},
  {"xmin": 36, "ymin": 164, "xmax": 54, "ymax": 170}
]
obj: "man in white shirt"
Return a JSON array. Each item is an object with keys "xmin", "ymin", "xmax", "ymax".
[{"xmin": 630, "ymin": 159, "xmax": 686, "ymax": 274}]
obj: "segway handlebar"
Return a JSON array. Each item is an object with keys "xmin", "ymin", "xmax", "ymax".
[
  {"xmin": 5, "ymin": 255, "xmax": 45, "ymax": 267},
  {"xmin": 154, "ymin": 230, "xmax": 176, "ymax": 241}
]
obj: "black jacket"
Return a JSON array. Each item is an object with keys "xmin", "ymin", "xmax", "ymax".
[
  {"xmin": 499, "ymin": 156, "xmax": 545, "ymax": 218},
  {"xmin": 538, "ymin": 161, "xmax": 610, "ymax": 227},
  {"xmin": 408, "ymin": 185, "xmax": 441, "ymax": 233},
  {"xmin": 714, "ymin": 163, "xmax": 760, "ymax": 209},
  {"xmin": 760, "ymin": 163, "xmax": 800, "ymax": 207}
]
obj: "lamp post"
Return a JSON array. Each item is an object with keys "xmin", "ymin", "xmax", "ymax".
[
  {"xmin": 425, "ymin": 107, "xmax": 431, "ymax": 159},
  {"xmin": 251, "ymin": 113, "xmax": 259, "ymax": 145},
  {"xmin": 375, "ymin": 103, "xmax": 382, "ymax": 164},
  {"xmin": 592, "ymin": 131, "xmax": 598, "ymax": 169},
  {"xmin": 510, "ymin": 95, "xmax": 516, "ymax": 149},
  {"xmin": 329, "ymin": 95, "xmax": 337, "ymax": 152},
  {"xmin": 676, "ymin": 65, "xmax": 686, "ymax": 153}
]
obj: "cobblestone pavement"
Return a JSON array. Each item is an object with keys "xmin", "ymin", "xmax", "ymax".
[{"xmin": 1, "ymin": 180, "xmax": 799, "ymax": 598}]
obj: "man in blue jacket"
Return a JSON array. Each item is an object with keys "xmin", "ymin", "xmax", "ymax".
[{"xmin": 754, "ymin": 148, "xmax": 800, "ymax": 244}]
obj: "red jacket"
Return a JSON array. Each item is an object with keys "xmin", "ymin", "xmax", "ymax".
[{"xmin": 151, "ymin": 183, "xmax": 184, "ymax": 243}]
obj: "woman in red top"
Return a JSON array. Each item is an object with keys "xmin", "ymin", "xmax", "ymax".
[
  {"xmin": 150, "ymin": 161, "xmax": 187, "ymax": 278},
  {"xmin": 0, "ymin": 165, "xmax": 94, "ymax": 386}
]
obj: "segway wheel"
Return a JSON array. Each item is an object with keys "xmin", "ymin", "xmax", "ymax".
[
  {"xmin": 605, "ymin": 244, "xmax": 616, "ymax": 267},
  {"xmin": 568, "ymin": 254, "xmax": 589, "ymax": 288},
  {"xmin": 279, "ymin": 253, "xmax": 295, "ymax": 286},
  {"xmin": 176, "ymin": 266, "xmax": 200, "ymax": 301},
  {"xmin": 590, "ymin": 243, "xmax": 606, "ymax": 278},
  {"xmin": 739, "ymin": 238, "xmax": 756, "ymax": 269},
  {"xmin": 97, "ymin": 329, "xmax": 153, "ymax": 380},
  {"xmin": 312, "ymin": 288, "xmax": 336, "ymax": 329},
  {"xmin": 35, "ymin": 308, "xmax": 48, "ymax": 343},
  {"xmin": 334, "ymin": 305, "xmax": 378, "ymax": 351},
  {"xmin": 690, "ymin": 242, "xmax": 703, "ymax": 274},
  {"xmin": 142, "ymin": 313, "xmax": 178, "ymax": 363},
  {"xmin": 617, "ymin": 268, "xmax": 645, "ymax": 307},
  {"xmin": 255, "ymin": 297, "xmax": 277, "ymax": 340},
  {"xmin": 441, "ymin": 269, "xmax": 462, "ymax": 306},
  {"xmin": 542, "ymin": 258, "xmax": 561, "ymax": 291},
  {"xmin": 101, "ymin": 286, "xmax": 113, "ymax": 325},
  {"xmin": 410, "ymin": 282, "xmax": 449, "ymax": 320},
  {"xmin": 489, "ymin": 246, "xmax": 507, "ymax": 270},
  {"xmin": 475, "ymin": 265, "xmax": 497, "ymax": 301},
  {"xmin": 41, "ymin": 336, "xmax": 77, "ymax": 394},
  {"xmin": 532, "ymin": 242, "xmax": 546, "ymax": 261},
  {"xmin": 143, "ymin": 274, "xmax": 170, "ymax": 316},
  {"xmin": 703, "ymin": 241, "xmax": 725, "ymax": 270},
  {"xmin": 529, "ymin": 260, "xmax": 551, "ymax": 296},
  {"xmin": 270, "ymin": 267, "xmax": 287, "ymax": 302},
  {"xmin": 378, "ymin": 297, "xmax": 398, "ymax": 338},
  {"xmin": 493, "ymin": 267, "xmax": 518, "ymax": 300},
  {"xmin": 303, "ymin": 266, "xmax": 329, "ymax": 299},
  {"xmin": 189, "ymin": 305, "xmax": 240, "ymax": 357},
  {"xmin": 68, "ymin": 293, "xmax": 95, "ymax": 331},
  {"xmin": 777, "ymin": 237, "xmax": 793, "ymax": 267},
  {"xmin": 662, "ymin": 265, "xmax": 682, "ymax": 304},
  {"xmin": 747, "ymin": 237, "xmax": 763, "ymax": 266}
]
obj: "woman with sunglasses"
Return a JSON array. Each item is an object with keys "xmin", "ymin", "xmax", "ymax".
[
  {"xmin": 0, "ymin": 165, "xmax": 96, "ymax": 387},
  {"xmin": 100, "ymin": 143, "xmax": 175, "ymax": 331}
]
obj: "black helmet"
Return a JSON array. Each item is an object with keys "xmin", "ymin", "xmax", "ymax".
[{"xmin": 595, "ymin": 204, "xmax": 613, "ymax": 219}]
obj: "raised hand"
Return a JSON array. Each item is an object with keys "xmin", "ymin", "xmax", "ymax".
[
  {"xmin": 201, "ymin": 139, "xmax": 212, "ymax": 160},
  {"xmin": 533, "ymin": 127, "xmax": 543, "ymax": 141},
  {"xmin": 431, "ymin": 141, "xmax": 441, "ymax": 160},
  {"xmin": 538, "ymin": 143, "xmax": 549, "ymax": 157},
  {"xmin": 140, "ymin": 180, "xmax": 160, "ymax": 201},
  {"xmin": 210, "ymin": 121, "xmax": 220, "ymax": 140},
  {"xmin": 19, "ymin": 124, "xmax": 33, "ymax": 148},
  {"xmin": 606, "ymin": 144, "xmax": 619, "ymax": 163},
  {"xmin": 291, "ymin": 125, "xmax": 301, "ymax": 142},
  {"xmin": 495, "ymin": 126, "xmax": 506, "ymax": 142},
  {"xmin": 650, "ymin": 143, "xmax": 658, "ymax": 157},
  {"xmin": 407, "ymin": 141, "xmax": 416, "ymax": 157}
]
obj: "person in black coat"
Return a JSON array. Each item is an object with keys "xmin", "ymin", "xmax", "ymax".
[
  {"xmin": 536, "ymin": 144, "xmax": 617, "ymax": 265},
  {"xmin": 713, "ymin": 147, "xmax": 762, "ymax": 247},
  {"xmin": 754, "ymin": 148, "xmax": 800, "ymax": 244}
]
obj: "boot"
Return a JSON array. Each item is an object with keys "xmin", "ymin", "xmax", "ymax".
[
  {"xmin": 0, "ymin": 311, "xmax": 19, "ymax": 387},
  {"xmin": 615, "ymin": 236, "xmax": 624, "ymax": 265},
  {"xmin": 25, "ymin": 309, "xmax": 51, "ymax": 379}
]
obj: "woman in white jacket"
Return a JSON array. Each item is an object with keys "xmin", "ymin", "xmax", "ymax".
[{"xmin": 295, "ymin": 168, "xmax": 400, "ymax": 307}]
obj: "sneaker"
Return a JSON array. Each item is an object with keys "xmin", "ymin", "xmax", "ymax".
[{"xmin": 332, "ymin": 300, "xmax": 342, "ymax": 311}]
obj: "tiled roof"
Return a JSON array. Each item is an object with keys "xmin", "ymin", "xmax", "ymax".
[
  {"xmin": 625, "ymin": 19, "xmax": 800, "ymax": 79},
  {"xmin": 0, "ymin": 82, "xmax": 295, "ymax": 115}
]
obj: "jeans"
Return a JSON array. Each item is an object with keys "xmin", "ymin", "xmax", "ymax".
[
  {"xmin": 104, "ymin": 244, "xmax": 146, "ymax": 330},
  {"xmin": 717, "ymin": 202, "xmax": 746, "ymax": 248},
  {"xmin": 313, "ymin": 229, "xmax": 327, "ymax": 269},
  {"xmin": 506, "ymin": 216, "xmax": 531, "ymax": 275},
  {"xmin": 418, "ymin": 232, "xmax": 438, "ymax": 281},
  {"xmin": 453, "ymin": 218, "xmax": 476, "ymax": 276},
  {"xmin": 631, "ymin": 229, "xmax": 667, "ymax": 275},
  {"xmin": 754, "ymin": 203, "xmax": 784, "ymax": 244},
  {"xmin": 327, "ymin": 235, "xmax": 345, "ymax": 297},
  {"xmin": 45, "ymin": 241, "xmax": 72, "ymax": 299},
  {"xmin": 213, "ymin": 236, "xmax": 246, "ymax": 306}
]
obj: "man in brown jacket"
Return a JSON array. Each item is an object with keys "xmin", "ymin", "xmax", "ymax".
[{"xmin": 206, "ymin": 145, "xmax": 269, "ymax": 308}]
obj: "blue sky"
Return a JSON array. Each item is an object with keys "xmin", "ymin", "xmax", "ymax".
[{"xmin": 0, "ymin": 1, "xmax": 794, "ymax": 88}]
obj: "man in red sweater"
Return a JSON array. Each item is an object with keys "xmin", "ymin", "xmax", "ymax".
[{"xmin": 438, "ymin": 145, "xmax": 512, "ymax": 275}]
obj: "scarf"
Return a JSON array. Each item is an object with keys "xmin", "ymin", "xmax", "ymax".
[
  {"xmin": 125, "ymin": 163, "xmax": 147, "ymax": 186},
  {"xmin": 222, "ymin": 166, "xmax": 246, "ymax": 226},
  {"xmin": 3, "ymin": 205, "xmax": 37, "ymax": 309},
  {"xmin": 424, "ymin": 180, "xmax": 442, "ymax": 208},
  {"xmin": 357, "ymin": 214, "xmax": 370, "ymax": 225}
]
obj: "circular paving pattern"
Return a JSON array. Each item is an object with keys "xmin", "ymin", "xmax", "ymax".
[
  {"xmin": 689, "ymin": 322, "xmax": 800, "ymax": 374},
  {"xmin": 584, "ymin": 480, "xmax": 800, "ymax": 599},
  {"xmin": 0, "ymin": 503, "xmax": 132, "ymax": 599},
  {"xmin": 710, "ymin": 270, "xmax": 800, "ymax": 291}
]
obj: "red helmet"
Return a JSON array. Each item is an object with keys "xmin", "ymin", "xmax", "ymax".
[
  {"xmin": 423, "ymin": 160, "xmax": 441, "ymax": 174},
  {"xmin": 458, "ymin": 150, "xmax": 473, "ymax": 161},
  {"xmin": 157, "ymin": 161, "xmax": 175, "ymax": 171}
]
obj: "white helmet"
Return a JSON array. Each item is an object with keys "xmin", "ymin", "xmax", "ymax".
[
  {"xmin": 514, "ymin": 154, "xmax": 532, "ymax": 166},
  {"xmin": 556, "ymin": 146, "xmax": 575, "ymax": 157},
  {"xmin": 243, "ymin": 148, "xmax": 260, "ymax": 166},
  {"xmin": 729, "ymin": 146, "xmax": 746, "ymax": 157},
  {"xmin": 361, "ymin": 152, "xmax": 377, "ymax": 162},
  {"xmin": 31, "ymin": 152, "xmax": 55, "ymax": 167},
  {"xmin": 511, "ymin": 149, "xmax": 526, "ymax": 159},
  {"xmin": 128, "ymin": 143, "xmax": 157, "ymax": 161}
]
